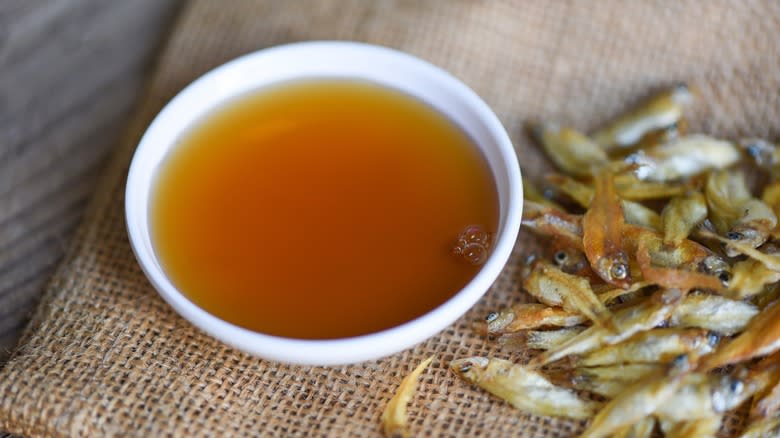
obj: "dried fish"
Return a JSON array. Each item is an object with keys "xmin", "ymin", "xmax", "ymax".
[
  {"xmin": 523, "ymin": 261, "xmax": 614, "ymax": 328},
  {"xmin": 583, "ymin": 170, "xmax": 632, "ymax": 288},
  {"xmin": 728, "ymin": 198, "xmax": 778, "ymax": 256},
  {"xmin": 522, "ymin": 201, "xmax": 584, "ymax": 251},
  {"xmin": 483, "ymin": 303, "xmax": 586, "ymax": 336},
  {"xmin": 497, "ymin": 327, "xmax": 585, "ymax": 351},
  {"xmin": 579, "ymin": 354, "xmax": 692, "ymax": 438},
  {"xmin": 700, "ymin": 253, "xmax": 730, "ymax": 277},
  {"xmin": 571, "ymin": 363, "xmax": 665, "ymax": 398},
  {"xmin": 546, "ymin": 174, "xmax": 663, "ymax": 230},
  {"xmin": 701, "ymin": 299, "xmax": 780, "ymax": 371},
  {"xmin": 627, "ymin": 135, "xmax": 739, "ymax": 182},
  {"xmin": 704, "ymin": 230, "xmax": 780, "ymax": 272},
  {"xmin": 655, "ymin": 371, "xmax": 753, "ymax": 422},
  {"xmin": 726, "ymin": 257, "xmax": 780, "ymax": 300},
  {"xmin": 550, "ymin": 246, "xmax": 597, "ymax": 280},
  {"xmin": 636, "ymin": 234, "xmax": 723, "ymax": 292},
  {"xmin": 662, "ymin": 192, "xmax": 708, "ymax": 245},
  {"xmin": 703, "ymin": 169, "xmax": 777, "ymax": 255},
  {"xmin": 592, "ymin": 84, "xmax": 693, "ymax": 149},
  {"xmin": 530, "ymin": 122, "xmax": 608, "ymax": 177},
  {"xmin": 531, "ymin": 289, "xmax": 684, "ymax": 366},
  {"xmin": 609, "ymin": 122, "xmax": 685, "ymax": 163},
  {"xmin": 571, "ymin": 374, "xmax": 634, "ymax": 398},
  {"xmin": 705, "ymin": 169, "xmax": 752, "ymax": 233},
  {"xmin": 381, "ymin": 356, "xmax": 433, "ymax": 438},
  {"xmin": 578, "ymin": 328, "xmax": 719, "ymax": 367},
  {"xmin": 669, "ymin": 292, "xmax": 759, "ymax": 336},
  {"xmin": 657, "ymin": 368, "xmax": 765, "ymax": 436},
  {"xmin": 740, "ymin": 138, "xmax": 780, "ymax": 176},
  {"xmin": 624, "ymin": 224, "xmax": 723, "ymax": 291},
  {"xmin": 450, "ymin": 357, "xmax": 599, "ymax": 419},
  {"xmin": 623, "ymin": 224, "xmax": 712, "ymax": 267},
  {"xmin": 726, "ymin": 198, "xmax": 777, "ymax": 250}
]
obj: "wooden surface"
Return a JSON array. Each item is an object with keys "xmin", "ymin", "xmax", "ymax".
[
  {"xmin": 0, "ymin": 0, "xmax": 181, "ymax": 375},
  {"xmin": 1, "ymin": 2, "xmax": 181, "ymax": 437}
]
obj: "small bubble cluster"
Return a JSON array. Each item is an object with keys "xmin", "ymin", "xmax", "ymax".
[{"xmin": 452, "ymin": 224, "xmax": 493, "ymax": 265}]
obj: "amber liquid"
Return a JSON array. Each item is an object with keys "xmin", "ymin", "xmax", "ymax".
[{"xmin": 151, "ymin": 79, "xmax": 499, "ymax": 339}]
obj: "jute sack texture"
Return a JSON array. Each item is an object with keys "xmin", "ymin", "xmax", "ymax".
[{"xmin": 2, "ymin": 1, "xmax": 780, "ymax": 436}]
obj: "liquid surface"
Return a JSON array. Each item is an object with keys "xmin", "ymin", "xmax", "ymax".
[{"xmin": 151, "ymin": 79, "xmax": 499, "ymax": 339}]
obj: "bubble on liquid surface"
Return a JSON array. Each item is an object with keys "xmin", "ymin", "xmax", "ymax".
[{"xmin": 453, "ymin": 224, "xmax": 493, "ymax": 265}]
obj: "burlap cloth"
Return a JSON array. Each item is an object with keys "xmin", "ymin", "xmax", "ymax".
[{"xmin": 2, "ymin": 1, "xmax": 780, "ymax": 436}]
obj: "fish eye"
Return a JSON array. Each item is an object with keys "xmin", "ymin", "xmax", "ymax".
[
  {"xmin": 554, "ymin": 251, "xmax": 568, "ymax": 264},
  {"xmin": 670, "ymin": 354, "xmax": 690, "ymax": 371},
  {"xmin": 726, "ymin": 231, "xmax": 744, "ymax": 240},
  {"xmin": 610, "ymin": 263, "xmax": 628, "ymax": 280},
  {"xmin": 729, "ymin": 379, "xmax": 743, "ymax": 393},
  {"xmin": 459, "ymin": 362, "xmax": 473, "ymax": 373},
  {"xmin": 485, "ymin": 312, "xmax": 499, "ymax": 323},
  {"xmin": 718, "ymin": 271, "xmax": 731, "ymax": 286}
]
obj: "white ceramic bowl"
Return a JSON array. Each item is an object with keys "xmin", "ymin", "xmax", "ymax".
[{"xmin": 125, "ymin": 41, "xmax": 522, "ymax": 366}]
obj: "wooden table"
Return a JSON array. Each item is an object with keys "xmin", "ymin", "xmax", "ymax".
[{"xmin": 1, "ymin": 1, "xmax": 181, "ymax": 435}]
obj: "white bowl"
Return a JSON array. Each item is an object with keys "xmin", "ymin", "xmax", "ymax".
[{"xmin": 125, "ymin": 41, "xmax": 522, "ymax": 366}]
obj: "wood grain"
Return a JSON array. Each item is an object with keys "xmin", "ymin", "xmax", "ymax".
[
  {"xmin": 1, "ymin": 2, "xmax": 182, "ymax": 436},
  {"xmin": 0, "ymin": 0, "xmax": 181, "ymax": 368}
]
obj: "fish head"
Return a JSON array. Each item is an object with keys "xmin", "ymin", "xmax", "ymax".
[
  {"xmin": 596, "ymin": 253, "xmax": 632, "ymax": 289},
  {"xmin": 625, "ymin": 152, "xmax": 654, "ymax": 180},
  {"xmin": 724, "ymin": 228, "xmax": 767, "ymax": 258},
  {"xmin": 450, "ymin": 357, "xmax": 490, "ymax": 381},
  {"xmin": 689, "ymin": 330, "xmax": 721, "ymax": 356},
  {"xmin": 739, "ymin": 138, "xmax": 778, "ymax": 168},
  {"xmin": 699, "ymin": 255, "xmax": 729, "ymax": 276},
  {"xmin": 553, "ymin": 248, "xmax": 589, "ymax": 275},
  {"xmin": 710, "ymin": 373, "xmax": 748, "ymax": 413},
  {"xmin": 669, "ymin": 353, "xmax": 694, "ymax": 374},
  {"xmin": 486, "ymin": 309, "xmax": 516, "ymax": 335}
]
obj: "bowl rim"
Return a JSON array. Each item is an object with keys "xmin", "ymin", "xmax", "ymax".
[{"xmin": 125, "ymin": 41, "xmax": 523, "ymax": 366}]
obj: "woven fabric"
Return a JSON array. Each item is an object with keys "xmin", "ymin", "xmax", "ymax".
[{"xmin": 2, "ymin": 1, "xmax": 780, "ymax": 436}]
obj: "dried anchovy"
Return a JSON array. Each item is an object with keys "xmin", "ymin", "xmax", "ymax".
[
  {"xmin": 627, "ymin": 135, "xmax": 739, "ymax": 182},
  {"xmin": 450, "ymin": 357, "xmax": 600, "ymax": 419},
  {"xmin": 530, "ymin": 122, "xmax": 608, "ymax": 177},
  {"xmin": 381, "ymin": 356, "xmax": 434, "ymax": 438},
  {"xmin": 592, "ymin": 84, "xmax": 693, "ymax": 149}
]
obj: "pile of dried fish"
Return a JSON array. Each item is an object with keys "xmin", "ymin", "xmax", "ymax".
[{"xmin": 450, "ymin": 85, "xmax": 780, "ymax": 437}]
